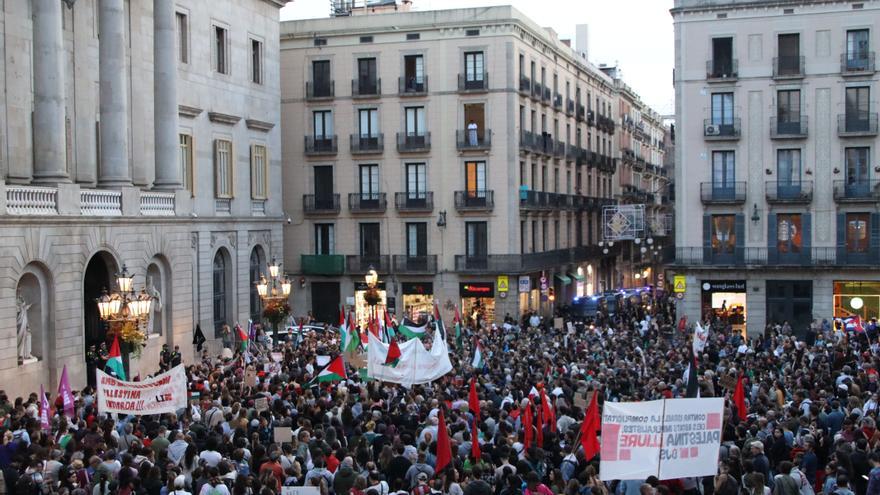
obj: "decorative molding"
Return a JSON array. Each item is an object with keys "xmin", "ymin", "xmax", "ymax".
[
  {"xmin": 248, "ymin": 230, "xmax": 271, "ymax": 250},
  {"xmin": 208, "ymin": 112, "xmax": 242, "ymax": 126},
  {"xmin": 178, "ymin": 105, "xmax": 203, "ymax": 119},
  {"xmin": 191, "ymin": 232, "xmax": 199, "ymax": 251},
  {"xmin": 245, "ymin": 119, "xmax": 276, "ymax": 132},
  {"xmin": 210, "ymin": 231, "xmax": 237, "ymax": 250}
]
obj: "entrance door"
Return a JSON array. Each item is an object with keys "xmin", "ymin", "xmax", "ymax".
[
  {"xmin": 311, "ymin": 282, "xmax": 340, "ymax": 325},
  {"xmin": 83, "ymin": 252, "xmax": 117, "ymax": 387},
  {"xmin": 766, "ymin": 281, "xmax": 812, "ymax": 338},
  {"xmin": 314, "ymin": 166, "xmax": 334, "ymax": 209}
]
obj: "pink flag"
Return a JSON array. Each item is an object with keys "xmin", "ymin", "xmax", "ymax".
[
  {"xmin": 39, "ymin": 384, "xmax": 50, "ymax": 432},
  {"xmin": 58, "ymin": 365, "xmax": 75, "ymax": 418}
]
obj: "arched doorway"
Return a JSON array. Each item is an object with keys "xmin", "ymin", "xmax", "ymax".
[
  {"xmin": 213, "ymin": 248, "xmax": 232, "ymax": 337},
  {"xmin": 146, "ymin": 257, "xmax": 170, "ymax": 341},
  {"xmin": 83, "ymin": 251, "xmax": 119, "ymax": 387},
  {"xmin": 249, "ymin": 246, "xmax": 266, "ymax": 324},
  {"xmin": 16, "ymin": 263, "xmax": 52, "ymax": 365}
]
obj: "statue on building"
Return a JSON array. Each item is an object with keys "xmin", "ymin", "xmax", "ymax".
[
  {"xmin": 146, "ymin": 276, "xmax": 162, "ymax": 335},
  {"xmin": 16, "ymin": 294, "xmax": 33, "ymax": 362}
]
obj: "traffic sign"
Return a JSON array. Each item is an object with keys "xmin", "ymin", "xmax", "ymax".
[
  {"xmin": 540, "ymin": 276, "xmax": 548, "ymax": 291},
  {"xmin": 518, "ymin": 276, "xmax": 531, "ymax": 293},
  {"xmin": 497, "ymin": 275, "xmax": 509, "ymax": 292},
  {"xmin": 673, "ymin": 275, "xmax": 686, "ymax": 293},
  {"xmin": 675, "ymin": 292, "xmax": 684, "ymax": 300}
]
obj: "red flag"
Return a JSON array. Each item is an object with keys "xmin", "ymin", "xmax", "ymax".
[
  {"xmin": 435, "ymin": 409, "xmax": 452, "ymax": 474},
  {"xmin": 384, "ymin": 340, "xmax": 402, "ymax": 366},
  {"xmin": 369, "ymin": 314, "xmax": 379, "ymax": 338},
  {"xmin": 733, "ymin": 374, "xmax": 747, "ymax": 421},
  {"xmin": 469, "ymin": 378, "xmax": 481, "ymax": 419},
  {"xmin": 540, "ymin": 388, "xmax": 556, "ymax": 433},
  {"xmin": 338, "ymin": 306, "xmax": 346, "ymax": 327},
  {"xmin": 523, "ymin": 399, "xmax": 533, "ymax": 448},
  {"xmin": 471, "ymin": 416, "xmax": 482, "ymax": 460},
  {"xmin": 580, "ymin": 391, "xmax": 600, "ymax": 460},
  {"xmin": 536, "ymin": 397, "xmax": 544, "ymax": 448}
]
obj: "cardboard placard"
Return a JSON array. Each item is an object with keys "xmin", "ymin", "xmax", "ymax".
[
  {"xmin": 274, "ymin": 426, "xmax": 293, "ymax": 443},
  {"xmin": 554, "ymin": 317, "xmax": 564, "ymax": 330},
  {"xmin": 244, "ymin": 366, "xmax": 257, "ymax": 388},
  {"xmin": 718, "ymin": 374, "xmax": 738, "ymax": 390},
  {"xmin": 574, "ymin": 389, "xmax": 594, "ymax": 410},
  {"xmin": 282, "ymin": 488, "xmax": 320, "ymax": 495},
  {"xmin": 254, "ymin": 397, "xmax": 269, "ymax": 412},
  {"xmin": 271, "ymin": 352, "xmax": 284, "ymax": 363}
]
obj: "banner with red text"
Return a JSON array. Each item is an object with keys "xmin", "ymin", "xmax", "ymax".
[
  {"xmin": 599, "ymin": 398, "xmax": 724, "ymax": 481},
  {"xmin": 96, "ymin": 365, "xmax": 187, "ymax": 415}
]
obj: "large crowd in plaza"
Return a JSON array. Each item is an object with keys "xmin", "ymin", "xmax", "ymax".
[{"xmin": 3, "ymin": 292, "xmax": 880, "ymax": 495}]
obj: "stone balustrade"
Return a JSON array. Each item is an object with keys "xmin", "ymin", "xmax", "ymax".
[
  {"xmin": 6, "ymin": 186, "xmax": 59, "ymax": 215},
  {"xmin": 2, "ymin": 183, "xmax": 185, "ymax": 217},
  {"xmin": 139, "ymin": 191, "xmax": 176, "ymax": 216},
  {"xmin": 80, "ymin": 189, "xmax": 122, "ymax": 216}
]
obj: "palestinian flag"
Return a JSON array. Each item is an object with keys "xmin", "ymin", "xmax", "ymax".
[
  {"xmin": 433, "ymin": 303, "xmax": 446, "ymax": 340},
  {"xmin": 337, "ymin": 306, "xmax": 349, "ymax": 350},
  {"xmin": 106, "ymin": 335, "xmax": 127, "ymax": 381},
  {"xmin": 398, "ymin": 318, "xmax": 429, "ymax": 339},
  {"xmin": 344, "ymin": 310, "xmax": 361, "ymax": 352},
  {"xmin": 312, "ymin": 356, "xmax": 347, "ymax": 383},
  {"xmin": 383, "ymin": 309, "xmax": 396, "ymax": 342},
  {"xmin": 471, "ymin": 339, "xmax": 484, "ymax": 369},
  {"xmin": 238, "ymin": 324, "xmax": 249, "ymax": 353},
  {"xmin": 383, "ymin": 340, "xmax": 402, "ymax": 367},
  {"xmin": 454, "ymin": 306, "xmax": 463, "ymax": 349}
]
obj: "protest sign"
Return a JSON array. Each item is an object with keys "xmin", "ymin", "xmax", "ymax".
[
  {"xmin": 271, "ymin": 352, "xmax": 284, "ymax": 363},
  {"xmin": 244, "ymin": 366, "xmax": 257, "ymax": 387},
  {"xmin": 599, "ymin": 398, "xmax": 724, "ymax": 481},
  {"xmin": 97, "ymin": 365, "xmax": 187, "ymax": 415},
  {"xmin": 282, "ymin": 488, "xmax": 320, "ymax": 495},
  {"xmin": 274, "ymin": 426, "xmax": 293, "ymax": 443},
  {"xmin": 254, "ymin": 397, "xmax": 269, "ymax": 412}
]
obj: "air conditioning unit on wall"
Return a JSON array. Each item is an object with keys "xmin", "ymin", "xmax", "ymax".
[{"xmin": 704, "ymin": 124, "xmax": 721, "ymax": 136}]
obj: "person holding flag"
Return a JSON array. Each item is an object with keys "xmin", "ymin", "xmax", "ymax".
[{"xmin": 106, "ymin": 334, "xmax": 126, "ymax": 381}]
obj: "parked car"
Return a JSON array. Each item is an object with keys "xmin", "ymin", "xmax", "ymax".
[{"xmin": 265, "ymin": 323, "xmax": 334, "ymax": 341}]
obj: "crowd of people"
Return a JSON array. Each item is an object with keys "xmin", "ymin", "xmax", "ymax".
[{"xmin": 2, "ymin": 290, "xmax": 880, "ymax": 495}]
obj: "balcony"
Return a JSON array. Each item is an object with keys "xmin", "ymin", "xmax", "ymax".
[
  {"xmin": 302, "ymin": 194, "xmax": 341, "ymax": 215},
  {"xmin": 304, "ymin": 135, "xmax": 337, "ymax": 156},
  {"xmin": 394, "ymin": 192, "xmax": 434, "ymax": 212},
  {"xmin": 348, "ymin": 192, "xmax": 387, "ymax": 213},
  {"xmin": 346, "ymin": 255, "xmax": 391, "ymax": 274},
  {"xmin": 392, "ymin": 255, "xmax": 438, "ymax": 274},
  {"xmin": 566, "ymin": 99, "xmax": 575, "ymax": 116},
  {"xmin": 699, "ymin": 182, "xmax": 746, "ymax": 204},
  {"xmin": 453, "ymin": 247, "xmax": 607, "ymax": 274},
  {"xmin": 396, "ymin": 132, "xmax": 431, "ymax": 152},
  {"xmin": 301, "ymin": 254, "xmax": 345, "ymax": 276},
  {"xmin": 519, "ymin": 190, "xmax": 555, "ymax": 210},
  {"xmin": 399, "ymin": 76, "xmax": 428, "ymax": 96},
  {"xmin": 519, "ymin": 76, "xmax": 531, "ymax": 95},
  {"xmin": 765, "ymin": 180, "xmax": 813, "ymax": 204},
  {"xmin": 833, "ymin": 179, "xmax": 880, "ymax": 202},
  {"xmin": 838, "ymin": 114, "xmax": 879, "ymax": 137},
  {"xmin": 306, "ymin": 81, "xmax": 335, "ymax": 100},
  {"xmin": 769, "ymin": 116, "xmax": 808, "ymax": 139},
  {"xmin": 703, "ymin": 118, "xmax": 741, "ymax": 140},
  {"xmin": 542, "ymin": 86, "xmax": 552, "ymax": 104},
  {"xmin": 352, "ymin": 78, "xmax": 381, "ymax": 98},
  {"xmin": 576, "ymin": 104, "xmax": 585, "ymax": 122},
  {"xmin": 841, "ymin": 52, "xmax": 876, "ymax": 76},
  {"xmin": 456, "ymin": 129, "xmax": 492, "ymax": 151},
  {"xmin": 565, "ymin": 144, "xmax": 578, "ymax": 162},
  {"xmin": 587, "ymin": 110, "xmax": 596, "ymax": 127},
  {"xmin": 553, "ymin": 139, "xmax": 566, "ymax": 159},
  {"xmin": 706, "ymin": 59, "xmax": 738, "ymax": 82},
  {"xmin": 458, "ymin": 73, "xmax": 489, "ymax": 92},
  {"xmin": 531, "ymin": 82, "xmax": 542, "ymax": 101},
  {"xmin": 454, "ymin": 190, "xmax": 494, "ymax": 212},
  {"xmin": 553, "ymin": 93, "xmax": 563, "ymax": 110},
  {"xmin": 674, "ymin": 247, "xmax": 879, "ymax": 268},
  {"xmin": 520, "ymin": 130, "xmax": 535, "ymax": 152},
  {"xmin": 773, "ymin": 55, "xmax": 805, "ymax": 79},
  {"xmin": 349, "ymin": 134, "xmax": 384, "ymax": 154}
]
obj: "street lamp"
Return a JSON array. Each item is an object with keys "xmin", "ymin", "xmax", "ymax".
[
  {"xmin": 363, "ymin": 266, "xmax": 381, "ymax": 331},
  {"xmin": 256, "ymin": 257, "xmax": 292, "ymax": 336},
  {"xmin": 96, "ymin": 264, "xmax": 155, "ymax": 372}
]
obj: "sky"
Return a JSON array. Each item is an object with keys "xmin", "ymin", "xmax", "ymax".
[{"xmin": 280, "ymin": 0, "xmax": 675, "ymax": 115}]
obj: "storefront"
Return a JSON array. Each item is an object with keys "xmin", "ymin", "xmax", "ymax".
[
  {"xmin": 766, "ymin": 280, "xmax": 812, "ymax": 335},
  {"xmin": 401, "ymin": 282, "xmax": 433, "ymax": 322},
  {"xmin": 701, "ymin": 280, "xmax": 747, "ymax": 336},
  {"xmin": 834, "ymin": 280, "xmax": 880, "ymax": 320},
  {"xmin": 354, "ymin": 281, "xmax": 386, "ymax": 329},
  {"xmin": 460, "ymin": 282, "xmax": 495, "ymax": 327}
]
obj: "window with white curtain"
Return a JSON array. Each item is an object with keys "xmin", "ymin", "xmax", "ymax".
[
  {"xmin": 405, "ymin": 107, "xmax": 425, "ymax": 136},
  {"xmin": 214, "ymin": 139, "xmax": 233, "ymax": 198},
  {"xmin": 250, "ymin": 144, "xmax": 268, "ymax": 199}
]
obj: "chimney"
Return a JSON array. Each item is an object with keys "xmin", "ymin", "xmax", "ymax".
[{"xmin": 575, "ymin": 24, "xmax": 588, "ymax": 60}]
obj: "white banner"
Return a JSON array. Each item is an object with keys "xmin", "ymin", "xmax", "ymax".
[
  {"xmin": 366, "ymin": 328, "xmax": 453, "ymax": 387},
  {"xmin": 96, "ymin": 365, "xmax": 188, "ymax": 415},
  {"xmin": 599, "ymin": 398, "xmax": 724, "ymax": 481}
]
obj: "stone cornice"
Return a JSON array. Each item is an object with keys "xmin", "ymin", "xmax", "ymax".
[
  {"xmin": 208, "ymin": 111, "xmax": 242, "ymax": 126},
  {"xmin": 178, "ymin": 104, "xmax": 203, "ymax": 119},
  {"xmin": 246, "ymin": 119, "xmax": 276, "ymax": 132}
]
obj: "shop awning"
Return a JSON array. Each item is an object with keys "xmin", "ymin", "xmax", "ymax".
[
  {"xmin": 555, "ymin": 274, "xmax": 571, "ymax": 285},
  {"xmin": 569, "ymin": 272, "xmax": 584, "ymax": 281}
]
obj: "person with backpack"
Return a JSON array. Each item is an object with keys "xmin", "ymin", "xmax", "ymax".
[{"xmin": 774, "ymin": 462, "xmax": 802, "ymax": 495}]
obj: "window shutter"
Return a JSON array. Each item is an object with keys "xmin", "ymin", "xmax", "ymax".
[
  {"xmin": 837, "ymin": 213, "xmax": 846, "ymax": 264},
  {"xmin": 250, "ymin": 144, "xmax": 256, "ymax": 199},
  {"xmin": 703, "ymin": 214, "xmax": 712, "ymax": 264},
  {"xmin": 734, "ymin": 214, "xmax": 745, "ymax": 265},
  {"xmin": 801, "ymin": 213, "xmax": 811, "ymax": 265},
  {"xmin": 767, "ymin": 213, "xmax": 778, "ymax": 265},
  {"xmin": 871, "ymin": 213, "xmax": 880, "ymax": 264},
  {"xmin": 213, "ymin": 139, "xmax": 220, "ymax": 198}
]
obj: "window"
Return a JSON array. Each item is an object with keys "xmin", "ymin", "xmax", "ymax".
[
  {"xmin": 358, "ymin": 164, "xmax": 379, "ymax": 199},
  {"xmin": 315, "ymin": 224, "xmax": 335, "ymax": 254},
  {"xmin": 250, "ymin": 144, "xmax": 268, "ymax": 199},
  {"xmin": 357, "ymin": 58, "xmax": 378, "ymax": 94},
  {"xmin": 777, "ymin": 89, "xmax": 801, "ymax": 131},
  {"xmin": 777, "ymin": 149, "xmax": 801, "ymax": 185},
  {"xmin": 311, "ymin": 60, "xmax": 331, "ymax": 97},
  {"xmin": 776, "ymin": 214, "xmax": 802, "ymax": 254},
  {"xmin": 711, "ymin": 214, "xmax": 737, "ymax": 255},
  {"xmin": 541, "ymin": 220, "xmax": 548, "ymax": 251},
  {"xmin": 710, "ymin": 37, "xmax": 734, "ymax": 77},
  {"xmin": 845, "ymin": 147, "xmax": 870, "ymax": 189},
  {"xmin": 176, "ymin": 12, "xmax": 188, "ymax": 63},
  {"xmin": 845, "ymin": 87, "xmax": 871, "ymax": 131},
  {"xmin": 554, "ymin": 220, "xmax": 560, "ymax": 250},
  {"xmin": 464, "ymin": 52, "xmax": 485, "ymax": 88},
  {"xmin": 405, "ymin": 107, "xmax": 426, "ymax": 136},
  {"xmin": 406, "ymin": 223, "xmax": 427, "ymax": 257},
  {"xmin": 407, "ymin": 33, "xmax": 420, "ymax": 41},
  {"xmin": 359, "ymin": 109, "xmax": 379, "ymax": 138},
  {"xmin": 359, "ymin": 223, "xmax": 380, "ymax": 258},
  {"xmin": 403, "ymin": 54, "xmax": 425, "ymax": 92},
  {"xmin": 179, "ymin": 133, "xmax": 193, "ymax": 195},
  {"xmin": 846, "ymin": 213, "xmax": 869, "ymax": 253},
  {"xmin": 249, "ymin": 247, "xmax": 264, "ymax": 323},
  {"xmin": 250, "ymin": 39, "xmax": 263, "ymax": 84},
  {"xmin": 313, "ymin": 110, "xmax": 333, "ymax": 139},
  {"xmin": 406, "ymin": 163, "xmax": 426, "ymax": 198},
  {"xmin": 313, "ymin": 166, "xmax": 334, "ymax": 208},
  {"xmin": 360, "ymin": 36, "xmax": 373, "ymax": 44},
  {"xmin": 465, "ymin": 161, "xmax": 486, "ymax": 196},
  {"xmin": 711, "ymin": 92, "xmax": 735, "ymax": 125},
  {"xmin": 466, "ymin": 222, "xmax": 488, "ymax": 258},
  {"xmin": 212, "ymin": 251, "xmax": 228, "ymax": 332},
  {"xmin": 777, "ymin": 33, "xmax": 801, "ymax": 75},
  {"xmin": 521, "ymin": 221, "xmax": 527, "ymax": 254},
  {"xmin": 712, "ymin": 150, "xmax": 736, "ymax": 193},
  {"xmin": 531, "ymin": 221, "xmax": 537, "ymax": 253},
  {"xmin": 214, "ymin": 25, "xmax": 228, "ymax": 74},
  {"xmin": 214, "ymin": 139, "xmax": 233, "ymax": 198},
  {"xmin": 846, "ymin": 29, "xmax": 870, "ymax": 70}
]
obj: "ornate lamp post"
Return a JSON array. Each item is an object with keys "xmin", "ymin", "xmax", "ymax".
[
  {"xmin": 256, "ymin": 257, "xmax": 292, "ymax": 335},
  {"xmin": 363, "ymin": 266, "xmax": 381, "ymax": 328},
  {"xmin": 96, "ymin": 264, "xmax": 155, "ymax": 368}
]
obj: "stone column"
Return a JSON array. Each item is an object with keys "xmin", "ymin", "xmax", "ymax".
[
  {"xmin": 98, "ymin": 0, "xmax": 131, "ymax": 187},
  {"xmin": 152, "ymin": 0, "xmax": 180, "ymax": 189},
  {"xmin": 31, "ymin": 0, "xmax": 69, "ymax": 184}
]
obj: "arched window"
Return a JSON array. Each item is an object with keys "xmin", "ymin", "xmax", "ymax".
[
  {"xmin": 16, "ymin": 265, "xmax": 51, "ymax": 365},
  {"xmin": 213, "ymin": 250, "xmax": 229, "ymax": 334},
  {"xmin": 249, "ymin": 246, "xmax": 266, "ymax": 324}
]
